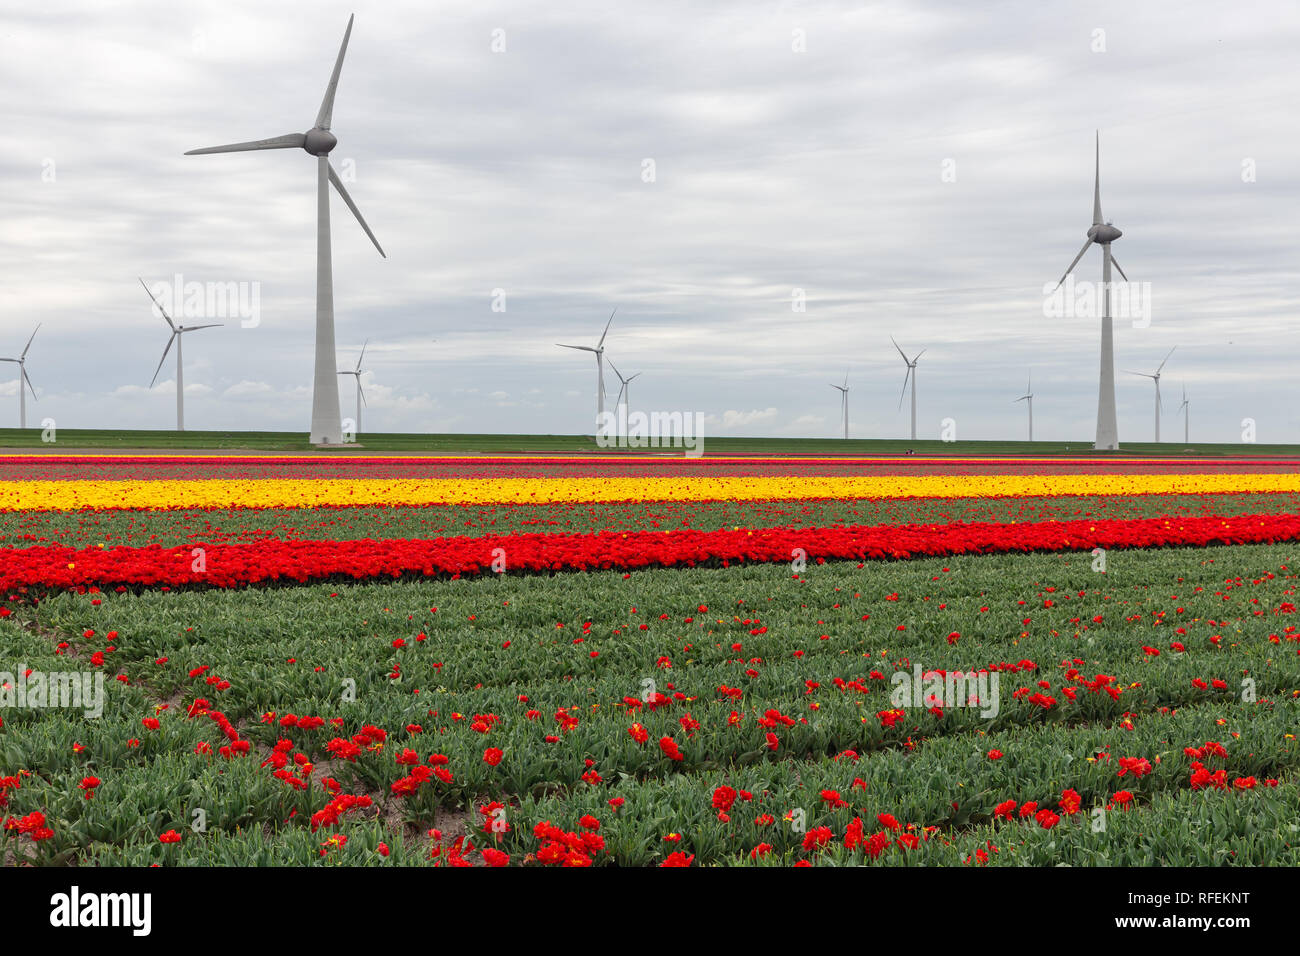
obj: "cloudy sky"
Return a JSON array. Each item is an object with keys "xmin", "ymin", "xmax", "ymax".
[{"xmin": 3, "ymin": 0, "xmax": 1298, "ymax": 442}]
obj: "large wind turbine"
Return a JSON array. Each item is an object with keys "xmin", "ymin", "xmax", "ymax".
[
  {"xmin": 1177, "ymin": 383, "xmax": 1189, "ymax": 444},
  {"xmin": 338, "ymin": 339, "xmax": 368, "ymax": 436},
  {"xmin": 141, "ymin": 278, "xmax": 221, "ymax": 431},
  {"xmin": 0, "ymin": 326, "xmax": 39, "ymax": 428},
  {"xmin": 1014, "ymin": 372, "xmax": 1033, "ymax": 442},
  {"xmin": 891, "ymin": 337, "xmax": 924, "ymax": 441},
  {"xmin": 1125, "ymin": 347, "xmax": 1176, "ymax": 442},
  {"xmin": 608, "ymin": 359, "xmax": 640, "ymax": 409},
  {"xmin": 185, "ymin": 14, "xmax": 386, "ymax": 445},
  {"xmin": 1054, "ymin": 132, "xmax": 1130, "ymax": 452},
  {"xmin": 557, "ymin": 309, "xmax": 616, "ymax": 422},
  {"xmin": 829, "ymin": 371, "xmax": 849, "ymax": 440}
]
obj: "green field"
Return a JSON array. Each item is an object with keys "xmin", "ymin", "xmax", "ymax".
[
  {"xmin": 2, "ymin": 540, "xmax": 1295, "ymax": 866},
  {"xmin": 1, "ymin": 428, "xmax": 1296, "ymax": 456}
]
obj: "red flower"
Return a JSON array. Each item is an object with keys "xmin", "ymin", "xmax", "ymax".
[
  {"xmin": 658, "ymin": 736, "xmax": 684, "ymax": 761},
  {"xmin": 482, "ymin": 747, "xmax": 503, "ymax": 767}
]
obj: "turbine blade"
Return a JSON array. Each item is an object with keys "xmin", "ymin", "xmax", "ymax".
[
  {"xmin": 22, "ymin": 368, "xmax": 37, "ymax": 400},
  {"xmin": 150, "ymin": 334, "xmax": 177, "ymax": 387},
  {"xmin": 185, "ymin": 324, "xmax": 223, "ymax": 331},
  {"xmin": 1093, "ymin": 131, "xmax": 1103, "ymax": 226},
  {"xmin": 913, "ymin": 349, "xmax": 926, "ymax": 363},
  {"xmin": 607, "ymin": 359, "xmax": 623, "ymax": 382},
  {"xmin": 139, "ymin": 277, "xmax": 176, "ymax": 330},
  {"xmin": 897, "ymin": 367, "xmax": 911, "ymax": 411},
  {"xmin": 1157, "ymin": 346, "xmax": 1176, "ymax": 373},
  {"xmin": 1125, "ymin": 370, "xmax": 1155, "ymax": 378},
  {"xmin": 889, "ymin": 336, "xmax": 908, "ymax": 364},
  {"xmin": 1109, "ymin": 254, "xmax": 1129, "ymax": 282},
  {"xmin": 185, "ymin": 133, "xmax": 307, "ymax": 155},
  {"xmin": 328, "ymin": 162, "xmax": 385, "ymax": 257},
  {"xmin": 316, "ymin": 14, "xmax": 355, "ymax": 130},
  {"xmin": 1056, "ymin": 238, "xmax": 1093, "ymax": 288},
  {"xmin": 557, "ymin": 344, "xmax": 595, "ymax": 352},
  {"xmin": 358, "ymin": 383, "xmax": 367, "ymax": 408},
  {"xmin": 598, "ymin": 309, "xmax": 616, "ymax": 349},
  {"xmin": 20, "ymin": 324, "xmax": 40, "ymax": 360},
  {"xmin": 357, "ymin": 338, "xmax": 368, "ymax": 371}
]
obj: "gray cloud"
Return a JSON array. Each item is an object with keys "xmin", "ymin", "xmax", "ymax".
[{"xmin": 2, "ymin": 0, "xmax": 1297, "ymax": 443}]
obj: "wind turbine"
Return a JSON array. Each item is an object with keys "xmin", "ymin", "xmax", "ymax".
[
  {"xmin": 1054, "ymin": 131, "xmax": 1130, "ymax": 451},
  {"xmin": 1177, "ymin": 382, "xmax": 1190, "ymax": 444},
  {"xmin": 185, "ymin": 14, "xmax": 386, "ymax": 445},
  {"xmin": 891, "ymin": 337, "xmax": 924, "ymax": 441},
  {"xmin": 1014, "ymin": 372, "xmax": 1033, "ymax": 442},
  {"xmin": 1125, "ymin": 346, "xmax": 1175, "ymax": 442},
  {"xmin": 338, "ymin": 339, "xmax": 368, "ymax": 436},
  {"xmin": 0, "ymin": 326, "xmax": 39, "ymax": 428},
  {"xmin": 141, "ymin": 278, "xmax": 221, "ymax": 431},
  {"xmin": 608, "ymin": 359, "xmax": 640, "ymax": 409},
  {"xmin": 829, "ymin": 371, "xmax": 849, "ymax": 440},
  {"xmin": 557, "ymin": 309, "xmax": 616, "ymax": 424}
]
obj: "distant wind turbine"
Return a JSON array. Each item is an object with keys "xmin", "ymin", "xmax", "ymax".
[
  {"xmin": 891, "ymin": 337, "xmax": 925, "ymax": 441},
  {"xmin": 142, "ymin": 279, "xmax": 221, "ymax": 430},
  {"xmin": 557, "ymin": 309, "xmax": 616, "ymax": 423},
  {"xmin": 1125, "ymin": 346, "xmax": 1175, "ymax": 442},
  {"xmin": 184, "ymin": 14, "xmax": 385, "ymax": 445},
  {"xmin": 0, "ymin": 325, "xmax": 39, "ymax": 428},
  {"xmin": 338, "ymin": 339, "xmax": 368, "ymax": 435},
  {"xmin": 608, "ymin": 359, "xmax": 641, "ymax": 409},
  {"xmin": 1053, "ymin": 131, "xmax": 1130, "ymax": 451},
  {"xmin": 1177, "ymin": 382, "xmax": 1190, "ymax": 445},
  {"xmin": 829, "ymin": 370, "xmax": 849, "ymax": 440},
  {"xmin": 1014, "ymin": 372, "xmax": 1033, "ymax": 442}
]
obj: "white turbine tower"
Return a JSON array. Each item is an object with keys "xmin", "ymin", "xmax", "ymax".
[
  {"xmin": 891, "ymin": 337, "xmax": 924, "ymax": 441},
  {"xmin": 1125, "ymin": 347, "xmax": 1176, "ymax": 443},
  {"xmin": 338, "ymin": 339, "xmax": 368, "ymax": 436},
  {"xmin": 0, "ymin": 326, "xmax": 39, "ymax": 428},
  {"xmin": 557, "ymin": 309, "xmax": 616, "ymax": 424},
  {"xmin": 608, "ymin": 359, "xmax": 640, "ymax": 410},
  {"xmin": 1054, "ymin": 132, "xmax": 1130, "ymax": 452},
  {"xmin": 1177, "ymin": 382, "xmax": 1190, "ymax": 445},
  {"xmin": 141, "ymin": 279, "xmax": 221, "ymax": 430},
  {"xmin": 1014, "ymin": 372, "xmax": 1033, "ymax": 442},
  {"xmin": 185, "ymin": 14, "xmax": 385, "ymax": 445},
  {"xmin": 829, "ymin": 370, "xmax": 849, "ymax": 440}
]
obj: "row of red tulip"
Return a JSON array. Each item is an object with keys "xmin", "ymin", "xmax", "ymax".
[{"xmin": 1, "ymin": 511, "xmax": 1296, "ymax": 592}]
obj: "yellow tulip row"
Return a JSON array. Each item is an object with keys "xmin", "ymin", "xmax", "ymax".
[{"xmin": 5, "ymin": 473, "xmax": 1300, "ymax": 511}]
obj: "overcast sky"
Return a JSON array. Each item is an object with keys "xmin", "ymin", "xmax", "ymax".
[{"xmin": 3, "ymin": 0, "xmax": 1298, "ymax": 443}]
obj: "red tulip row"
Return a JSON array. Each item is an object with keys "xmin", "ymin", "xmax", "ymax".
[{"xmin": 2, "ymin": 511, "xmax": 1297, "ymax": 593}]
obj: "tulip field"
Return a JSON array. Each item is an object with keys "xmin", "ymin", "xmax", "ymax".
[{"xmin": 1, "ymin": 452, "xmax": 1298, "ymax": 867}]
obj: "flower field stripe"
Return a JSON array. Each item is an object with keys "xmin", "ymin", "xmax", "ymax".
[
  {"xmin": 8, "ymin": 473, "xmax": 1300, "ymax": 510},
  {"xmin": 4, "ymin": 511, "xmax": 1298, "ymax": 591}
]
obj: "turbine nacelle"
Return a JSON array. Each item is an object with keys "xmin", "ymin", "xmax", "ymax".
[
  {"xmin": 1088, "ymin": 223, "xmax": 1122, "ymax": 244},
  {"xmin": 303, "ymin": 128, "xmax": 338, "ymax": 155}
]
